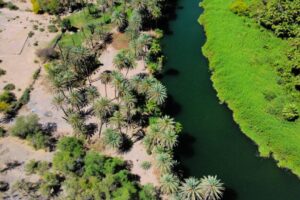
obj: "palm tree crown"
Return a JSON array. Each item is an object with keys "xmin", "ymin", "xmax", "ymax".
[
  {"xmin": 200, "ymin": 176, "xmax": 224, "ymax": 200},
  {"xmin": 160, "ymin": 173, "xmax": 180, "ymax": 194},
  {"xmin": 179, "ymin": 177, "xmax": 203, "ymax": 200}
]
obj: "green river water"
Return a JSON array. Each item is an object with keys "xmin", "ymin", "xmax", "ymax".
[{"xmin": 161, "ymin": 0, "xmax": 300, "ymax": 199}]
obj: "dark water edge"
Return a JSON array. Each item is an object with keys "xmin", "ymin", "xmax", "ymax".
[{"xmin": 160, "ymin": 0, "xmax": 300, "ymax": 199}]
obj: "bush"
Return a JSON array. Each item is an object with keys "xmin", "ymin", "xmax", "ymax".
[
  {"xmin": 33, "ymin": 68, "xmax": 41, "ymax": 80},
  {"xmin": 0, "ymin": 68, "xmax": 6, "ymax": 76},
  {"xmin": 0, "ymin": 91, "xmax": 16, "ymax": 103},
  {"xmin": 31, "ymin": 0, "xmax": 41, "ymax": 13},
  {"xmin": 36, "ymin": 47, "xmax": 59, "ymax": 61},
  {"xmin": 10, "ymin": 114, "xmax": 41, "ymax": 139},
  {"xmin": 230, "ymin": 0, "xmax": 249, "ymax": 16},
  {"xmin": 282, "ymin": 103, "xmax": 299, "ymax": 121},
  {"xmin": 19, "ymin": 88, "xmax": 31, "ymax": 105},
  {"xmin": 28, "ymin": 31, "xmax": 35, "ymax": 38},
  {"xmin": 3, "ymin": 83, "xmax": 15, "ymax": 91},
  {"xmin": 47, "ymin": 25, "xmax": 58, "ymax": 33},
  {"xmin": 140, "ymin": 161, "xmax": 151, "ymax": 170},
  {"xmin": 0, "ymin": 101, "xmax": 10, "ymax": 113},
  {"xmin": 27, "ymin": 131, "xmax": 51, "ymax": 150},
  {"xmin": 39, "ymin": 172, "xmax": 61, "ymax": 197},
  {"xmin": 25, "ymin": 160, "xmax": 39, "ymax": 175},
  {"xmin": 61, "ymin": 18, "xmax": 72, "ymax": 32},
  {"xmin": 6, "ymin": 2, "xmax": 18, "ymax": 10},
  {"xmin": 139, "ymin": 184, "xmax": 157, "ymax": 200}
]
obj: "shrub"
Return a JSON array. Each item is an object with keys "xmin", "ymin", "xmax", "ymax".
[
  {"xmin": 33, "ymin": 24, "xmax": 38, "ymax": 30},
  {"xmin": 27, "ymin": 131, "xmax": 51, "ymax": 150},
  {"xmin": 282, "ymin": 103, "xmax": 299, "ymax": 121},
  {"xmin": 39, "ymin": 172, "xmax": 61, "ymax": 197},
  {"xmin": 0, "ymin": 102, "xmax": 10, "ymax": 113},
  {"xmin": 39, "ymin": 28, "xmax": 45, "ymax": 32},
  {"xmin": 10, "ymin": 114, "xmax": 41, "ymax": 139},
  {"xmin": 139, "ymin": 184, "xmax": 157, "ymax": 200},
  {"xmin": 6, "ymin": 2, "xmax": 18, "ymax": 10},
  {"xmin": 31, "ymin": 0, "xmax": 41, "ymax": 14},
  {"xmin": 19, "ymin": 88, "xmax": 31, "ymax": 105},
  {"xmin": 36, "ymin": 47, "xmax": 59, "ymax": 61},
  {"xmin": 25, "ymin": 160, "xmax": 39, "ymax": 175},
  {"xmin": 0, "ymin": 0, "xmax": 5, "ymax": 8},
  {"xmin": 47, "ymin": 25, "xmax": 58, "ymax": 33},
  {"xmin": 140, "ymin": 161, "xmax": 152, "ymax": 170},
  {"xmin": 28, "ymin": 31, "xmax": 35, "ymax": 38},
  {"xmin": 229, "ymin": 0, "xmax": 249, "ymax": 16},
  {"xmin": 61, "ymin": 18, "xmax": 72, "ymax": 32},
  {"xmin": 0, "ymin": 91, "xmax": 16, "ymax": 103},
  {"xmin": 3, "ymin": 83, "xmax": 15, "ymax": 91},
  {"xmin": 0, "ymin": 68, "xmax": 6, "ymax": 76}
]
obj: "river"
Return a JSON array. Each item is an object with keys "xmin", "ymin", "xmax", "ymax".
[{"xmin": 161, "ymin": 0, "xmax": 300, "ymax": 199}]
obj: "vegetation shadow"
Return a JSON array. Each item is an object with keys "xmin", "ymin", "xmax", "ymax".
[
  {"xmin": 223, "ymin": 187, "xmax": 238, "ymax": 200},
  {"xmin": 162, "ymin": 94, "xmax": 182, "ymax": 116}
]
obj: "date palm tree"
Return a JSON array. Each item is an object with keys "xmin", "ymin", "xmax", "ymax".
[
  {"xmin": 147, "ymin": 82, "xmax": 167, "ymax": 105},
  {"xmin": 179, "ymin": 177, "xmax": 203, "ymax": 200},
  {"xmin": 200, "ymin": 176, "xmax": 224, "ymax": 200},
  {"xmin": 111, "ymin": 71, "xmax": 125, "ymax": 99},
  {"xmin": 155, "ymin": 152, "xmax": 175, "ymax": 174},
  {"xmin": 99, "ymin": 70, "xmax": 112, "ymax": 97},
  {"xmin": 109, "ymin": 111, "xmax": 126, "ymax": 133},
  {"xmin": 68, "ymin": 90, "xmax": 84, "ymax": 111},
  {"xmin": 160, "ymin": 173, "xmax": 180, "ymax": 194},
  {"xmin": 112, "ymin": 10, "xmax": 127, "ymax": 32},
  {"xmin": 93, "ymin": 97, "xmax": 112, "ymax": 136},
  {"xmin": 126, "ymin": 10, "xmax": 142, "ymax": 40},
  {"xmin": 113, "ymin": 49, "xmax": 136, "ymax": 77},
  {"xmin": 103, "ymin": 128, "xmax": 122, "ymax": 150},
  {"xmin": 85, "ymin": 86, "xmax": 99, "ymax": 104},
  {"xmin": 52, "ymin": 93, "xmax": 68, "ymax": 118},
  {"xmin": 67, "ymin": 111, "xmax": 86, "ymax": 137}
]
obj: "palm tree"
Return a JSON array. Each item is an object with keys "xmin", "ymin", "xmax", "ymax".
[
  {"xmin": 160, "ymin": 173, "xmax": 180, "ymax": 194},
  {"xmin": 133, "ymin": 0, "xmax": 147, "ymax": 11},
  {"xmin": 200, "ymin": 176, "xmax": 224, "ymax": 200},
  {"xmin": 111, "ymin": 71, "xmax": 125, "ymax": 99},
  {"xmin": 155, "ymin": 152, "xmax": 175, "ymax": 174},
  {"xmin": 68, "ymin": 90, "xmax": 84, "ymax": 111},
  {"xmin": 52, "ymin": 93, "xmax": 68, "ymax": 118},
  {"xmin": 85, "ymin": 86, "xmax": 99, "ymax": 104},
  {"xmin": 112, "ymin": 10, "xmax": 127, "ymax": 32},
  {"xmin": 103, "ymin": 128, "xmax": 122, "ymax": 150},
  {"xmin": 156, "ymin": 116, "xmax": 176, "ymax": 132},
  {"xmin": 109, "ymin": 111, "xmax": 126, "ymax": 133},
  {"xmin": 93, "ymin": 97, "xmax": 112, "ymax": 136},
  {"xmin": 67, "ymin": 111, "xmax": 86, "ymax": 137},
  {"xmin": 179, "ymin": 177, "xmax": 203, "ymax": 200},
  {"xmin": 147, "ymin": 82, "xmax": 167, "ymax": 105},
  {"xmin": 113, "ymin": 50, "xmax": 136, "ymax": 77},
  {"xmin": 99, "ymin": 70, "xmax": 112, "ymax": 97},
  {"xmin": 126, "ymin": 10, "xmax": 142, "ymax": 40},
  {"xmin": 136, "ymin": 33, "xmax": 152, "ymax": 59}
]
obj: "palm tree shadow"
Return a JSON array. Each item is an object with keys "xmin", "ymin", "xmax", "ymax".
[
  {"xmin": 162, "ymin": 94, "xmax": 181, "ymax": 116},
  {"xmin": 223, "ymin": 188, "xmax": 238, "ymax": 200},
  {"xmin": 173, "ymin": 132, "xmax": 196, "ymax": 178}
]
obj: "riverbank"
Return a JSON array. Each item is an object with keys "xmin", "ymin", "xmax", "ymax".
[{"xmin": 200, "ymin": 0, "xmax": 300, "ymax": 177}]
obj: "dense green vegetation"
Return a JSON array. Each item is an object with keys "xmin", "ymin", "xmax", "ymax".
[{"xmin": 200, "ymin": 0, "xmax": 300, "ymax": 175}]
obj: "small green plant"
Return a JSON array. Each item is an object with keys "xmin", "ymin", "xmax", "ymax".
[
  {"xmin": 47, "ymin": 25, "xmax": 58, "ymax": 33},
  {"xmin": 28, "ymin": 31, "xmax": 35, "ymax": 38},
  {"xmin": 3, "ymin": 83, "xmax": 16, "ymax": 91},
  {"xmin": 33, "ymin": 68, "xmax": 41, "ymax": 80},
  {"xmin": 39, "ymin": 28, "xmax": 45, "ymax": 32},
  {"xmin": 140, "ymin": 161, "xmax": 152, "ymax": 170},
  {"xmin": 229, "ymin": 0, "xmax": 249, "ymax": 16},
  {"xmin": 33, "ymin": 24, "xmax": 38, "ymax": 30},
  {"xmin": 25, "ymin": 160, "xmax": 39, "ymax": 175},
  {"xmin": 282, "ymin": 103, "xmax": 299, "ymax": 121},
  {"xmin": 6, "ymin": 2, "xmax": 19, "ymax": 10},
  {"xmin": 0, "ymin": 68, "xmax": 6, "ymax": 76}
]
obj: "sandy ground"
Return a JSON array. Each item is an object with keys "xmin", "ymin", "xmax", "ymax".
[
  {"xmin": 0, "ymin": 4, "xmax": 56, "ymax": 98},
  {"xmin": 0, "ymin": 136, "xmax": 53, "ymax": 184}
]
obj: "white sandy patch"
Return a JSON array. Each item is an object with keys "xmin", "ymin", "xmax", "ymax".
[{"xmin": 0, "ymin": 136, "xmax": 53, "ymax": 184}]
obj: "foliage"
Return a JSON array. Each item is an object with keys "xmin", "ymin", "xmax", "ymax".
[
  {"xmin": 0, "ymin": 127, "xmax": 6, "ymax": 137},
  {"xmin": 229, "ymin": 0, "xmax": 249, "ymax": 16},
  {"xmin": 48, "ymin": 25, "xmax": 58, "ymax": 33},
  {"xmin": 53, "ymin": 137, "xmax": 85, "ymax": 174},
  {"xmin": 39, "ymin": 172, "xmax": 61, "ymax": 197},
  {"xmin": 36, "ymin": 48, "xmax": 59, "ymax": 62},
  {"xmin": 140, "ymin": 161, "xmax": 151, "ymax": 170},
  {"xmin": 0, "ymin": 68, "xmax": 6, "ymax": 76},
  {"xmin": 3, "ymin": 83, "xmax": 16, "ymax": 91},
  {"xmin": 282, "ymin": 103, "xmax": 299, "ymax": 121},
  {"xmin": 139, "ymin": 184, "xmax": 157, "ymax": 200},
  {"xmin": 31, "ymin": 0, "xmax": 41, "ymax": 14},
  {"xmin": 10, "ymin": 114, "xmax": 40, "ymax": 139}
]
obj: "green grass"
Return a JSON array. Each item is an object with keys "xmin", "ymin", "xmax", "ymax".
[
  {"xmin": 58, "ymin": 7, "xmax": 112, "ymax": 47},
  {"xmin": 200, "ymin": 0, "xmax": 300, "ymax": 176}
]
